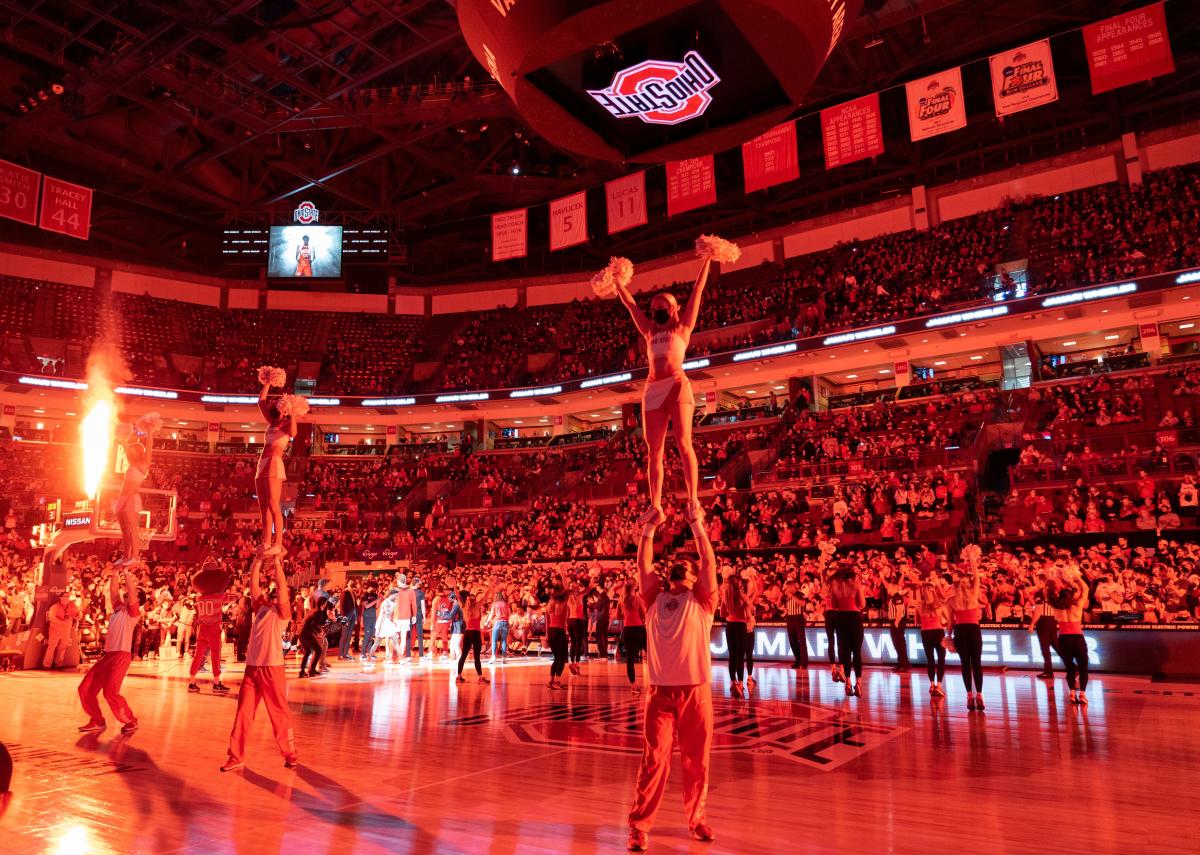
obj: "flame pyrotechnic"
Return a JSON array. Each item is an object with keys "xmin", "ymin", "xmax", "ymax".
[{"xmin": 79, "ymin": 354, "xmax": 121, "ymax": 499}]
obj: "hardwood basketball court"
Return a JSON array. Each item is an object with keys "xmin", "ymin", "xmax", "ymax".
[{"xmin": 3, "ymin": 655, "xmax": 1199, "ymax": 854}]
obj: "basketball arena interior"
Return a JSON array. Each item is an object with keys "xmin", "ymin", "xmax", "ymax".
[{"xmin": 1, "ymin": 1, "xmax": 1200, "ymax": 853}]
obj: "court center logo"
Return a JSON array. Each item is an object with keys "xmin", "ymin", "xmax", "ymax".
[
  {"xmin": 293, "ymin": 200, "xmax": 320, "ymax": 224},
  {"xmin": 586, "ymin": 51, "xmax": 720, "ymax": 126},
  {"xmin": 444, "ymin": 699, "xmax": 905, "ymax": 770}
]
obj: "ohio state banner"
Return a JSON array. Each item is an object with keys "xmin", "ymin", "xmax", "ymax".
[
  {"xmin": 905, "ymin": 67, "xmax": 967, "ymax": 142},
  {"xmin": 990, "ymin": 39, "xmax": 1059, "ymax": 117},
  {"xmin": 1083, "ymin": 2, "xmax": 1174, "ymax": 95},
  {"xmin": 742, "ymin": 121, "xmax": 800, "ymax": 193},
  {"xmin": 820, "ymin": 93, "xmax": 884, "ymax": 169},
  {"xmin": 665, "ymin": 156, "xmax": 717, "ymax": 217},
  {"xmin": 491, "ymin": 207, "xmax": 527, "ymax": 261}
]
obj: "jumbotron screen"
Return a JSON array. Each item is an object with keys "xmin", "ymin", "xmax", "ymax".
[{"xmin": 267, "ymin": 225, "xmax": 343, "ymax": 278}]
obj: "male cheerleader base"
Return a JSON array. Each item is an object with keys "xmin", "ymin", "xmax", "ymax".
[
  {"xmin": 222, "ymin": 558, "xmax": 297, "ymax": 771},
  {"xmin": 627, "ymin": 509, "xmax": 718, "ymax": 851},
  {"xmin": 78, "ymin": 568, "xmax": 142, "ymax": 733}
]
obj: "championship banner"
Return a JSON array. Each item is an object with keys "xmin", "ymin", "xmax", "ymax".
[
  {"xmin": 1083, "ymin": 2, "xmax": 1174, "ymax": 95},
  {"xmin": 605, "ymin": 171, "xmax": 647, "ymax": 235},
  {"xmin": 0, "ymin": 159, "xmax": 41, "ymax": 225},
  {"xmin": 990, "ymin": 39, "xmax": 1059, "ymax": 117},
  {"xmin": 549, "ymin": 191, "xmax": 588, "ymax": 251},
  {"xmin": 905, "ymin": 67, "xmax": 967, "ymax": 142},
  {"xmin": 38, "ymin": 176, "xmax": 92, "ymax": 240},
  {"xmin": 742, "ymin": 121, "xmax": 799, "ymax": 193},
  {"xmin": 665, "ymin": 156, "xmax": 717, "ymax": 217},
  {"xmin": 491, "ymin": 207, "xmax": 528, "ymax": 261},
  {"xmin": 820, "ymin": 93, "xmax": 884, "ymax": 170}
]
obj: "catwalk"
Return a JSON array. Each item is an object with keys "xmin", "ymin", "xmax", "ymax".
[{"xmin": 2, "ymin": 657, "xmax": 1199, "ymax": 854}]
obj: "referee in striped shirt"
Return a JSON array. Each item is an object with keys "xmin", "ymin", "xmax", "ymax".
[{"xmin": 783, "ymin": 583, "xmax": 808, "ymax": 669}]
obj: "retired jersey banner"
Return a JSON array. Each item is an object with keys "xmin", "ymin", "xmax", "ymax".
[
  {"xmin": 0, "ymin": 159, "xmax": 40, "ymax": 226},
  {"xmin": 742, "ymin": 121, "xmax": 799, "ymax": 193},
  {"xmin": 1083, "ymin": 2, "xmax": 1174, "ymax": 95},
  {"xmin": 665, "ymin": 156, "xmax": 717, "ymax": 217},
  {"xmin": 491, "ymin": 207, "xmax": 527, "ymax": 261},
  {"xmin": 38, "ymin": 176, "xmax": 92, "ymax": 240},
  {"xmin": 605, "ymin": 171, "xmax": 647, "ymax": 235},
  {"xmin": 549, "ymin": 191, "xmax": 588, "ymax": 251},
  {"xmin": 906, "ymin": 67, "xmax": 967, "ymax": 142},
  {"xmin": 820, "ymin": 93, "xmax": 884, "ymax": 170},
  {"xmin": 990, "ymin": 39, "xmax": 1059, "ymax": 116}
]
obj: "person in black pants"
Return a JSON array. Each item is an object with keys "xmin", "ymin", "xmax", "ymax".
[
  {"xmin": 567, "ymin": 577, "xmax": 588, "ymax": 673},
  {"xmin": 829, "ymin": 567, "xmax": 866, "ymax": 696},
  {"xmin": 338, "ymin": 586, "xmax": 357, "ymax": 660},
  {"xmin": 456, "ymin": 590, "xmax": 489, "ymax": 684},
  {"xmin": 359, "ymin": 585, "xmax": 379, "ymax": 662},
  {"xmin": 948, "ymin": 564, "xmax": 986, "ymax": 710},
  {"xmin": 1028, "ymin": 593, "xmax": 1058, "ymax": 679},
  {"xmin": 298, "ymin": 600, "xmax": 329, "ymax": 678},
  {"xmin": 916, "ymin": 581, "xmax": 948, "ymax": 697},
  {"xmin": 885, "ymin": 583, "xmax": 912, "ymax": 673},
  {"xmin": 721, "ymin": 575, "xmax": 749, "ymax": 698},
  {"xmin": 620, "ymin": 583, "xmax": 647, "ymax": 694},
  {"xmin": 546, "ymin": 586, "xmax": 570, "ymax": 689},
  {"xmin": 593, "ymin": 584, "xmax": 612, "ymax": 661},
  {"xmin": 783, "ymin": 584, "xmax": 809, "ymax": 669}
]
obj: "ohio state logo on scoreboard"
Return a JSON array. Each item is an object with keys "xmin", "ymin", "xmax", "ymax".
[
  {"xmin": 586, "ymin": 51, "xmax": 720, "ymax": 126},
  {"xmin": 293, "ymin": 200, "xmax": 320, "ymax": 224}
]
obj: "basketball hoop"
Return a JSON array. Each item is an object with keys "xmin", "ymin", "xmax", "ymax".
[{"xmin": 136, "ymin": 525, "xmax": 156, "ymax": 554}]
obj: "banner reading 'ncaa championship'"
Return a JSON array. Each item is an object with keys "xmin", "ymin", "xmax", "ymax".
[
  {"xmin": 742, "ymin": 121, "xmax": 800, "ymax": 193},
  {"xmin": 989, "ymin": 39, "xmax": 1059, "ymax": 117},
  {"xmin": 1083, "ymin": 2, "xmax": 1174, "ymax": 95},
  {"xmin": 905, "ymin": 67, "xmax": 967, "ymax": 142},
  {"xmin": 665, "ymin": 156, "xmax": 717, "ymax": 217},
  {"xmin": 491, "ymin": 208, "xmax": 527, "ymax": 262}
]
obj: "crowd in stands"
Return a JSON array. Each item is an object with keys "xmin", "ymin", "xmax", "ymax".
[{"xmin": 3, "ymin": 166, "xmax": 1200, "ymax": 397}]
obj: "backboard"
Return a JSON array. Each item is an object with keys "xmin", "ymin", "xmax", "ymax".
[{"xmin": 91, "ymin": 485, "xmax": 178, "ymax": 542}]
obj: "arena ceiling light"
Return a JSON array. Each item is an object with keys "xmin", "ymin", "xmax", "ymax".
[
  {"xmin": 732, "ymin": 343, "xmax": 797, "ymax": 362},
  {"xmin": 970, "ymin": 355, "xmax": 984, "ymax": 361},
  {"xmin": 580, "ymin": 372, "xmax": 632, "ymax": 389},
  {"xmin": 924, "ymin": 305, "xmax": 1009, "ymax": 328},
  {"xmin": 933, "ymin": 360, "xmax": 947, "ymax": 366},
  {"xmin": 435, "ymin": 392, "xmax": 489, "ymax": 403},
  {"xmin": 1104, "ymin": 335, "xmax": 1120, "ymax": 340},
  {"xmin": 1062, "ymin": 341, "xmax": 1076, "ymax": 346},
  {"xmin": 509, "ymin": 385, "xmax": 562, "ymax": 399},
  {"xmin": 18, "ymin": 376, "xmax": 86, "ymax": 390},
  {"xmin": 1041, "ymin": 282, "xmax": 1137, "ymax": 307},
  {"xmin": 361, "ymin": 397, "xmax": 415, "ymax": 407},
  {"xmin": 1180, "ymin": 323, "xmax": 1195, "ymax": 330},
  {"xmin": 822, "ymin": 325, "xmax": 896, "ymax": 346}
]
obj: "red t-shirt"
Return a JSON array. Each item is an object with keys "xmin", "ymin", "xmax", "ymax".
[
  {"xmin": 548, "ymin": 600, "xmax": 568, "ymax": 629},
  {"xmin": 196, "ymin": 592, "xmax": 227, "ymax": 626}
]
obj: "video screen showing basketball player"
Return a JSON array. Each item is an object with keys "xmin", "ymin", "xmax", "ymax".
[{"xmin": 267, "ymin": 226, "xmax": 343, "ymax": 278}]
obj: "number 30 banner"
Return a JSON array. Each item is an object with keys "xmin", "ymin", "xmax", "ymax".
[
  {"xmin": 0, "ymin": 159, "xmax": 41, "ymax": 226},
  {"xmin": 39, "ymin": 175, "xmax": 93, "ymax": 240},
  {"xmin": 549, "ymin": 191, "xmax": 587, "ymax": 251}
]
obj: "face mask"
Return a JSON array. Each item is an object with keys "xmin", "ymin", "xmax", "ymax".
[{"xmin": 653, "ymin": 308, "xmax": 670, "ymax": 325}]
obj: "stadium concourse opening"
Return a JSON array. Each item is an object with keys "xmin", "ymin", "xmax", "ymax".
[{"xmin": 2, "ymin": 1, "xmax": 1200, "ymax": 853}]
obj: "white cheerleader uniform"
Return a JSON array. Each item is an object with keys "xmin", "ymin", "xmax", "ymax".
[
  {"xmin": 256, "ymin": 425, "xmax": 290, "ymax": 480},
  {"xmin": 643, "ymin": 326, "xmax": 694, "ymax": 411}
]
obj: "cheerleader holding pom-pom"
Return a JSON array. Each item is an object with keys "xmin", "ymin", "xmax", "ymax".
[
  {"xmin": 255, "ymin": 367, "xmax": 304, "ymax": 556},
  {"xmin": 600, "ymin": 235, "xmax": 740, "ymax": 525},
  {"xmin": 114, "ymin": 413, "xmax": 160, "ymax": 566}
]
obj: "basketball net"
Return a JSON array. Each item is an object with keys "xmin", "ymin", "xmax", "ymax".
[{"xmin": 136, "ymin": 525, "xmax": 156, "ymax": 553}]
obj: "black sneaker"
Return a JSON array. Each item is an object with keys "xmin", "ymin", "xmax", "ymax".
[
  {"xmin": 188, "ymin": 683, "xmax": 201, "ymax": 693},
  {"xmin": 212, "ymin": 682, "xmax": 230, "ymax": 693}
]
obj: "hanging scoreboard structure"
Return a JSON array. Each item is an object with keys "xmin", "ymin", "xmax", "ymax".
[{"xmin": 458, "ymin": 0, "xmax": 863, "ymax": 163}]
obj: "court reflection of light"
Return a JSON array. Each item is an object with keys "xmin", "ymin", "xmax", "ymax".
[
  {"xmin": 370, "ymin": 670, "xmax": 413, "ymax": 740},
  {"xmin": 51, "ymin": 825, "xmax": 89, "ymax": 855}
]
